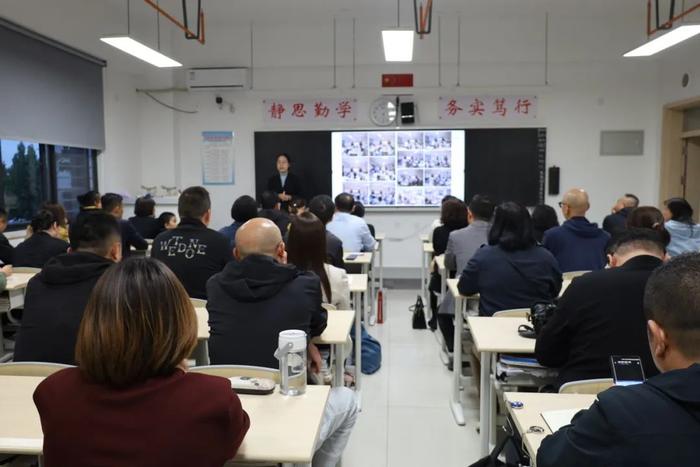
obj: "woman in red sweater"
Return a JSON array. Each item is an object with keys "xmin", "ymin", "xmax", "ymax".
[{"xmin": 33, "ymin": 257, "xmax": 250, "ymax": 467}]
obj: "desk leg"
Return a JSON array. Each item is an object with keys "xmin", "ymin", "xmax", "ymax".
[
  {"xmin": 489, "ymin": 354, "xmax": 497, "ymax": 451},
  {"xmin": 367, "ymin": 263, "xmax": 375, "ymax": 326},
  {"xmin": 480, "ymin": 350, "xmax": 492, "ymax": 456},
  {"xmin": 379, "ymin": 240, "xmax": 384, "ymax": 292},
  {"xmin": 421, "ymin": 249, "xmax": 426, "ymax": 302},
  {"xmin": 353, "ymin": 291, "xmax": 363, "ymax": 410},
  {"xmin": 193, "ymin": 339, "xmax": 209, "ymax": 366},
  {"xmin": 449, "ymin": 296, "xmax": 465, "ymax": 426},
  {"xmin": 333, "ymin": 343, "xmax": 344, "ymax": 387}
]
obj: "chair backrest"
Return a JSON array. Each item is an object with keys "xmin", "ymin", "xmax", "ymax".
[
  {"xmin": 322, "ymin": 303, "xmax": 337, "ymax": 311},
  {"xmin": 492, "ymin": 308, "xmax": 530, "ymax": 318},
  {"xmin": 190, "ymin": 298, "xmax": 207, "ymax": 308},
  {"xmin": 559, "ymin": 378, "xmax": 614, "ymax": 394},
  {"xmin": 0, "ymin": 362, "xmax": 74, "ymax": 377},
  {"xmin": 12, "ymin": 267, "xmax": 41, "ymax": 274},
  {"xmin": 562, "ymin": 270, "xmax": 591, "ymax": 281},
  {"xmin": 190, "ymin": 365, "xmax": 281, "ymax": 383}
]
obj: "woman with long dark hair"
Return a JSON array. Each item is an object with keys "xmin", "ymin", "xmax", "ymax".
[
  {"xmin": 34, "ymin": 257, "xmax": 250, "ymax": 466},
  {"xmin": 457, "ymin": 201, "xmax": 562, "ymax": 316},
  {"xmin": 531, "ymin": 204, "xmax": 559, "ymax": 244},
  {"xmin": 663, "ymin": 198, "xmax": 700, "ymax": 256},
  {"xmin": 287, "ymin": 211, "xmax": 350, "ymax": 309}
]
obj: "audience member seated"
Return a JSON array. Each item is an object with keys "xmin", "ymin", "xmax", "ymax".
[
  {"xmin": 626, "ymin": 206, "xmax": 671, "ymax": 245},
  {"xmin": 42, "ymin": 203, "xmax": 70, "ymax": 242},
  {"xmin": 458, "ymin": 202, "xmax": 562, "ymax": 316},
  {"xmin": 531, "ymin": 204, "xmax": 559, "ymax": 244},
  {"xmin": 351, "ymin": 201, "xmax": 375, "ymax": 238},
  {"xmin": 288, "ymin": 197, "xmax": 307, "ymax": 217},
  {"xmin": 102, "ymin": 193, "xmax": 148, "ymax": 257},
  {"xmin": 440, "ymin": 195, "xmax": 494, "ymax": 351},
  {"xmin": 288, "ymin": 212, "xmax": 351, "ymax": 309},
  {"xmin": 602, "ymin": 193, "xmax": 639, "ymax": 237},
  {"xmin": 0, "ymin": 207, "xmax": 14, "ymax": 265},
  {"xmin": 219, "ymin": 195, "xmax": 258, "ymax": 248},
  {"xmin": 429, "ymin": 199, "xmax": 469, "ymax": 327},
  {"xmin": 543, "ymin": 188, "xmax": 610, "ymax": 272},
  {"xmin": 158, "ymin": 211, "xmax": 177, "ymax": 231},
  {"xmin": 259, "ymin": 190, "xmax": 291, "ymax": 235},
  {"xmin": 128, "ymin": 196, "xmax": 162, "ymax": 239},
  {"xmin": 327, "ymin": 193, "xmax": 376, "ymax": 253},
  {"xmin": 34, "ymin": 257, "xmax": 249, "ymax": 467},
  {"xmin": 14, "ymin": 211, "xmax": 121, "ymax": 364},
  {"xmin": 74, "ymin": 190, "xmax": 101, "ymax": 224},
  {"xmin": 152, "ymin": 186, "xmax": 231, "ymax": 299},
  {"xmin": 535, "ymin": 229, "xmax": 665, "ymax": 388},
  {"xmin": 206, "ymin": 218, "xmax": 356, "ymax": 467},
  {"xmin": 0, "ymin": 264, "xmax": 11, "ymax": 290},
  {"xmin": 663, "ymin": 197, "xmax": 700, "ymax": 257},
  {"xmin": 14, "ymin": 210, "xmax": 69, "ymax": 268},
  {"xmin": 308, "ymin": 195, "xmax": 345, "ymax": 269},
  {"xmin": 427, "ymin": 195, "xmax": 459, "ymax": 242},
  {"xmin": 537, "ymin": 253, "xmax": 700, "ymax": 467}
]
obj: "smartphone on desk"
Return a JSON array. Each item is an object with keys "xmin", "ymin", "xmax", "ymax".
[
  {"xmin": 610, "ymin": 355, "xmax": 645, "ymax": 386},
  {"xmin": 345, "ymin": 254, "xmax": 359, "ymax": 261}
]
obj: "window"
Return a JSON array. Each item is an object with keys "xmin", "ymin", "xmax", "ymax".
[{"xmin": 0, "ymin": 139, "xmax": 98, "ymax": 231}]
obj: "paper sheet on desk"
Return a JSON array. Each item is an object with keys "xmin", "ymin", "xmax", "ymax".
[{"xmin": 541, "ymin": 408, "xmax": 582, "ymax": 433}]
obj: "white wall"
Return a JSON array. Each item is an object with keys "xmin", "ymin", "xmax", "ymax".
[{"xmin": 101, "ymin": 11, "xmax": 667, "ymax": 273}]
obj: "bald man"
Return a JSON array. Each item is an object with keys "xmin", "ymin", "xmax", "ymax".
[
  {"xmin": 206, "ymin": 218, "xmax": 358, "ymax": 467},
  {"xmin": 543, "ymin": 188, "xmax": 610, "ymax": 272},
  {"xmin": 603, "ymin": 193, "xmax": 640, "ymax": 236}
]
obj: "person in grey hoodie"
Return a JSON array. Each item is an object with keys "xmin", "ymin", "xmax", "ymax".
[
  {"xmin": 543, "ymin": 188, "xmax": 610, "ymax": 272},
  {"xmin": 663, "ymin": 197, "xmax": 700, "ymax": 257}
]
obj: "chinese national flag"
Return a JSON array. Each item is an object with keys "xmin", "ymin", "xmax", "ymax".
[{"xmin": 381, "ymin": 73, "xmax": 413, "ymax": 87}]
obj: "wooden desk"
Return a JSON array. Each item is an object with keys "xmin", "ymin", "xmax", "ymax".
[
  {"xmin": 0, "ymin": 375, "xmax": 330, "ymax": 464},
  {"xmin": 196, "ymin": 307, "xmax": 353, "ymax": 388},
  {"xmin": 344, "ymin": 252, "xmax": 374, "ymax": 326},
  {"xmin": 503, "ymin": 392, "xmax": 595, "ymax": 465},
  {"xmin": 5, "ymin": 273, "xmax": 36, "ymax": 292},
  {"xmin": 347, "ymin": 273, "xmax": 368, "ymax": 407},
  {"xmin": 468, "ymin": 316, "xmax": 534, "ymax": 456},
  {"xmin": 0, "ymin": 272, "xmax": 38, "ymax": 361},
  {"xmin": 419, "ymin": 233, "xmax": 429, "ymax": 242},
  {"xmin": 313, "ymin": 309, "xmax": 354, "ymax": 387}
]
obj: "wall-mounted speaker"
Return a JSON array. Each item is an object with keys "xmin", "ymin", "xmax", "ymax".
[
  {"xmin": 400, "ymin": 102, "xmax": 415, "ymax": 124},
  {"xmin": 548, "ymin": 166, "xmax": 560, "ymax": 196}
]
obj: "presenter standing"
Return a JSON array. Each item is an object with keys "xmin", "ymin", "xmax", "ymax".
[{"xmin": 267, "ymin": 153, "xmax": 302, "ymax": 210}]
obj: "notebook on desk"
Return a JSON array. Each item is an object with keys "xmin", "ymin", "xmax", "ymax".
[{"xmin": 541, "ymin": 408, "xmax": 582, "ymax": 433}]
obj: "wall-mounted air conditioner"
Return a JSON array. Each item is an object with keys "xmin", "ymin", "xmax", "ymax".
[{"xmin": 186, "ymin": 67, "xmax": 249, "ymax": 91}]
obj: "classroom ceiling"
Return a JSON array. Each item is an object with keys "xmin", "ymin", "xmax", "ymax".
[{"xmin": 0, "ymin": 0, "xmax": 692, "ymax": 74}]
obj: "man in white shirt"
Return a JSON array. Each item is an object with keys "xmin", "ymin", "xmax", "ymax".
[{"xmin": 327, "ymin": 193, "xmax": 376, "ymax": 253}]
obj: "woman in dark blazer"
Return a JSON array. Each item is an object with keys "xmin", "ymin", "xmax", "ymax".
[
  {"xmin": 267, "ymin": 153, "xmax": 302, "ymax": 211},
  {"xmin": 14, "ymin": 210, "xmax": 69, "ymax": 268},
  {"xmin": 34, "ymin": 258, "xmax": 250, "ymax": 467},
  {"xmin": 458, "ymin": 202, "xmax": 562, "ymax": 316},
  {"xmin": 129, "ymin": 196, "xmax": 162, "ymax": 239}
]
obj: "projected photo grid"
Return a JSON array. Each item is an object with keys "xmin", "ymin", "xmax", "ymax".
[{"xmin": 339, "ymin": 131, "xmax": 454, "ymax": 206}]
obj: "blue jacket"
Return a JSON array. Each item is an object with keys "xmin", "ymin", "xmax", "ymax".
[
  {"xmin": 219, "ymin": 221, "xmax": 244, "ymax": 249},
  {"xmin": 543, "ymin": 217, "xmax": 610, "ymax": 272},
  {"xmin": 538, "ymin": 364, "xmax": 700, "ymax": 467},
  {"xmin": 665, "ymin": 220, "xmax": 700, "ymax": 257},
  {"xmin": 457, "ymin": 244, "xmax": 562, "ymax": 316}
]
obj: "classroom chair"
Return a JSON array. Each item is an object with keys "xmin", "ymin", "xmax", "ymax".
[
  {"xmin": 0, "ymin": 361, "xmax": 73, "ymax": 377},
  {"xmin": 562, "ymin": 270, "xmax": 591, "ymax": 281},
  {"xmin": 190, "ymin": 364, "xmax": 281, "ymax": 383},
  {"xmin": 492, "ymin": 308, "xmax": 530, "ymax": 318},
  {"xmin": 322, "ymin": 303, "xmax": 337, "ymax": 311},
  {"xmin": 559, "ymin": 378, "xmax": 614, "ymax": 394},
  {"xmin": 190, "ymin": 297, "xmax": 207, "ymax": 308}
]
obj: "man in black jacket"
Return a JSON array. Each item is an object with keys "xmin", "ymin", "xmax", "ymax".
[
  {"xmin": 602, "ymin": 193, "xmax": 639, "ymax": 237},
  {"xmin": 152, "ymin": 186, "xmax": 231, "ymax": 299},
  {"xmin": 538, "ymin": 252, "xmax": 700, "ymax": 467},
  {"xmin": 535, "ymin": 229, "xmax": 665, "ymax": 387},
  {"xmin": 0, "ymin": 208, "xmax": 14, "ymax": 265},
  {"xmin": 308, "ymin": 194, "xmax": 345, "ymax": 269},
  {"xmin": 207, "ymin": 218, "xmax": 356, "ymax": 467},
  {"xmin": 207, "ymin": 217, "xmax": 327, "ymax": 368},
  {"xmin": 13, "ymin": 211, "xmax": 121, "ymax": 364},
  {"xmin": 101, "ymin": 193, "xmax": 148, "ymax": 257},
  {"xmin": 258, "ymin": 190, "xmax": 290, "ymax": 236}
]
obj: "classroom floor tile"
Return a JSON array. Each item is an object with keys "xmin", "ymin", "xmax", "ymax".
[{"xmin": 344, "ymin": 289, "xmax": 482, "ymax": 467}]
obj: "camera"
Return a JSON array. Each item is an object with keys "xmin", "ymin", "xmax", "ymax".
[{"xmin": 215, "ymin": 96, "xmax": 223, "ymax": 105}]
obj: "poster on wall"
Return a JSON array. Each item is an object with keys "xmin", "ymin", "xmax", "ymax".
[
  {"xmin": 201, "ymin": 131, "xmax": 235, "ymax": 185},
  {"xmin": 438, "ymin": 95, "xmax": 537, "ymax": 122}
]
